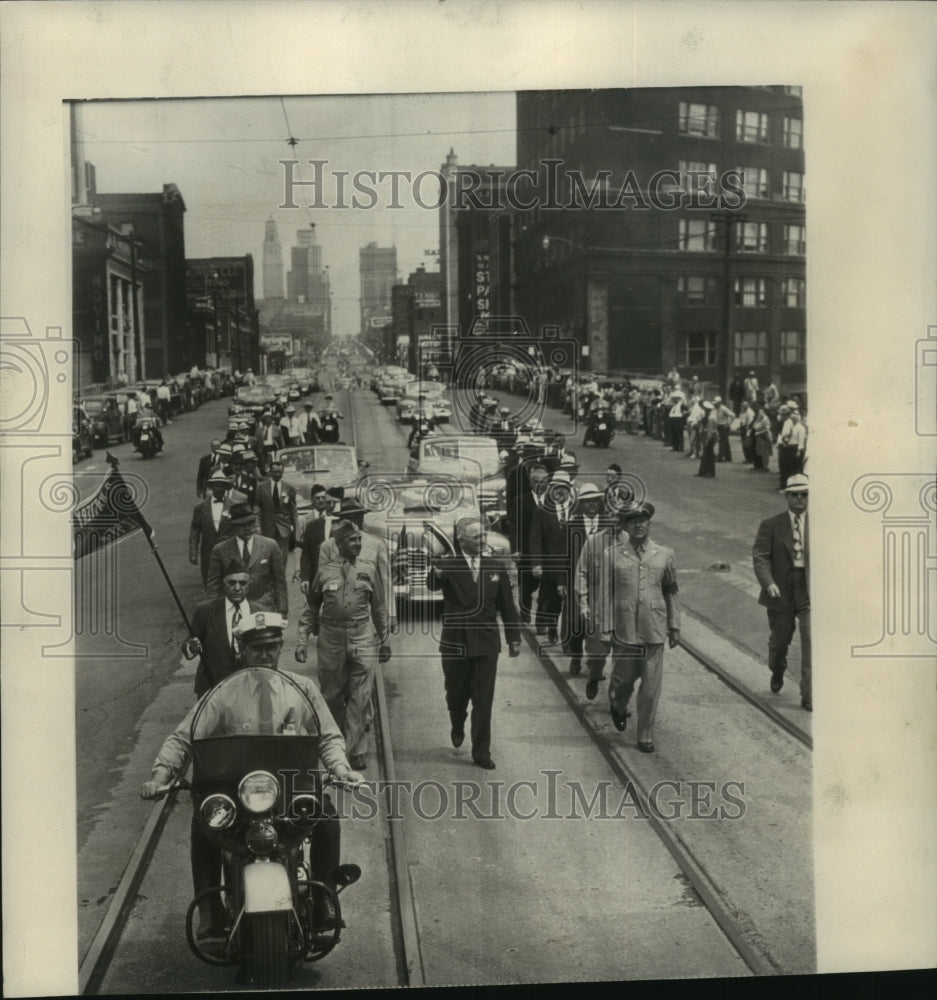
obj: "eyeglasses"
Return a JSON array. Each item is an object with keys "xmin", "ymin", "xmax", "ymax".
[{"xmin": 788, "ymin": 491, "xmax": 808, "ymax": 498}]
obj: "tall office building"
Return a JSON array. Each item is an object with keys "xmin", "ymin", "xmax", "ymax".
[
  {"xmin": 262, "ymin": 217, "xmax": 284, "ymax": 300},
  {"xmin": 359, "ymin": 242, "xmax": 398, "ymax": 336}
]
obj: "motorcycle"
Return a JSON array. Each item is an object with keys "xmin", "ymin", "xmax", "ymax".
[
  {"xmin": 319, "ymin": 411, "xmax": 340, "ymax": 443},
  {"xmin": 133, "ymin": 419, "xmax": 162, "ymax": 460},
  {"xmin": 583, "ymin": 407, "xmax": 614, "ymax": 448},
  {"xmin": 161, "ymin": 670, "xmax": 362, "ymax": 988}
]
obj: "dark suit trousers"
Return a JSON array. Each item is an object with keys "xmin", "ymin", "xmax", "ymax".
[
  {"xmin": 767, "ymin": 570, "xmax": 811, "ymax": 699},
  {"xmin": 442, "ymin": 653, "xmax": 498, "ymax": 760},
  {"xmin": 717, "ymin": 426, "xmax": 732, "ymax": 462}
]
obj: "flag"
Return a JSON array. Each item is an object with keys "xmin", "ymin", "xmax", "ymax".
[{"xmin": 73, "ymin": 462, "xmax": 153, "ymax": 560}]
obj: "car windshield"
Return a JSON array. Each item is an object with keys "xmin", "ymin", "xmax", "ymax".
[
  {"xmin": 281, "ymin": 448, "xmax": 356, "ymax": 473},
  {"xmin": 238, "ymin": 386, "xmax": 272, "ymax": 401},
  {"xmin": 420, "ymin": 439, "xmax": 500, "ymax": 476},
  {"xmin": 82, "ymin": 400, "xmax": 104, "ymax": 414},
  {"xmin": 396, "ymin": 481, "xmax": 479, "ymax": 516}
]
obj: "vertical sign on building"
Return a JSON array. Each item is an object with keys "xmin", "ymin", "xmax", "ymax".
[{"xmin": 474, "ymin": 250, "xmax": 491, "ymax": 322}]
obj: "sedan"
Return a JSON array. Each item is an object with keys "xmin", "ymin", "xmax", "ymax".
[
  {"xmin": 360, "ymin": 476, "xmax": 511, "ymax": 604},
  {"xmin": 81, "ymin": 395, "xmax": 126, "ymax": 447},
  {"xmin": 72, "ymin": 404, "xmax": 94, "ymax": 462}
]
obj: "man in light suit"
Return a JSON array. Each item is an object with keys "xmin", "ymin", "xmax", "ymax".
[
  {"xmin": 188, "ymin": 473, "xmax": 246, "ymax": 587},
  {"xmin": 752, "ymin": 473, "xmax": 811, "ymax": 710},
  {"xmin": 256, "ymin": 460, "xmax": 298, "ymax": 564},
  {"xmin": 205, "ymin": 503, "xmax": 288, "ymax": 616},
  {"xmin": 576, "ymin": 501, "xmax": 680, "ymax": 753},
  {"xmin": 426, "ymin": 517, "xmax": 521, "ymax": 770}
]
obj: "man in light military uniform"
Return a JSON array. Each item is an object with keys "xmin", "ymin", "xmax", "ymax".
[
  {"xmin": 296, "ymin": 519, "xmax": 391, "ymax": 771},
  {"xmin": 575, "ymin": 501, "xmax": 680, "ymax": 754}
]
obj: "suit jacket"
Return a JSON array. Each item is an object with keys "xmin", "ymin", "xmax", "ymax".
[
  {"xmin": 529, "ymin": 502, "xmax": 575, "ymax": 583},
  {"xmin": 752, "ymin": 510, "xmax": 809, "ymax": 609},
  {"xmin": 188, "ymin": 492, "xmax": 246, "ymax": 567},
  {"xmin": 560, "ymin": 511, "xmax": 613, "ymax": 589},
  {"xmin": 299, "ymin": 515, "xmax": 337, "ymax": 585},
  {"xmin": 426, "ymin": 553, "xmax": 520, "ymax": 659},
  {"xmin": 196, "ymin": 451, "xmax": 224, "ymax": 498},
  {"xmin": 251, "ymin": 427, "xmax": 286, "ymax": 472},
  {"xmin": 510, "ymin": 490, "xmax": 546, "ymax": 556},
  {"xmin": 190, "ymin": 596, "xmax": 253, "ymax": 697},
  {"xmin": 206, "ymin": 534, "xmax": 288, "ymax": 615},
  {"xmin": 575, "ymin": 530, "xmax": 680, "ymax": 644},
  {"xmin": 256, "ymin": 478, "xmax": 298, "ymax": 541}
]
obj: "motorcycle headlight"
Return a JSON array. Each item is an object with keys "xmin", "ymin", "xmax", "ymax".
[
  {"xmin": 289, "ymin": 792, "xmax": 321, "ymax": 829},
  {"xmin": 200, "ymin": 793, "xmax": 237, "ymax": 831},
  {"xmin": 238, "ymin": 771, "xmax": 279, "ymax": 813},
  {"xmin": 245, "ymin": 819, "xmax": 278, "ymax": 855}
]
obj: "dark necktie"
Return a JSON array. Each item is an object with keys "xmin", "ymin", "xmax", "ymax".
[
  {"xmin": 272, "ymin": 484, "xmax": 280, "ymax": 510},
  {"xmin": 793, "ymin": 515, "xmax": 803, "ymax": 564},
  {"xmin": 242, "ymin": 540, "xmax": 250, "ymax": 565},
  {"xmin": 469, "ymin": 557, "xmax": 479, "ymax": 582},
  {"xmin": 231, "ymin": 602, "xmax": 242, "ymax": 653},
  {"xmin": 258, "ymin": 677, "xmax": 274, "ymax": 735}
]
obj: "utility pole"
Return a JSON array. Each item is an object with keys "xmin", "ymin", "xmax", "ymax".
[
  {"xmin": 129, "ymin": 235, "xmax": 143, "ymax": 381},
  {"xmin": 710, "ymin": 211, "xmax": 746, "ymax": 394}
]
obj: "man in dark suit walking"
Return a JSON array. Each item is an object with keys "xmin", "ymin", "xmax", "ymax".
[
  {"xmin": 510, "ymin": 461, "xmax": 549, "ymax": 626},
  {"xmin": 188, "ymin": 473, "xmax": 246, "ymax": 587},
  {"xmin": 252, "ymin": 413, "xmax": 286, "ymax": 474},
  {"xmin": 195, "ymin": 438, "xmax": 224, "ymax": 498},
  {"xmin": 752, "ymin": 473, "xmax": 811, "ymax": 710},
  {"xmin": 530, "ymin": 470, "xmax": 576, "ymax": 643},
  {"xmin": 256, "ymin": 460, "xmax": 298, "ymax": 564},
  {"xmin": 426, "ymin": 517, "xmax": 521, "ymax": 770},
  {"xmin": 205, "ymin": 503, "xmax": 288, "ymax": 616}
]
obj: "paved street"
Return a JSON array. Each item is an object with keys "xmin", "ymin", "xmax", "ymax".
[{"xmin": 77, "ymin": 381, "xmax": 813, "ymax": 989}]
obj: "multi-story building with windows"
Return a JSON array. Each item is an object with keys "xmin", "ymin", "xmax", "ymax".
[
  {"xmin": 512, "ymin": 86, "xmax": 806, "ymax": 394},
  {"xmin": 359, "ymin": 242, "xmax": 398, "ymax": 337}
]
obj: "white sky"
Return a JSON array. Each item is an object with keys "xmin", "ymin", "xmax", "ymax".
[{"xmin": 77, "ymin": 93, "xmax": 517, "ymax": 334}]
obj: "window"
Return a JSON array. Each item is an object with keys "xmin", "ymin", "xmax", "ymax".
[
  {"xmin": 734, "ymin": 331, "xmax": 768, "ymax": 367},
  {"xmin": 783, "ymin": 116, "xmax": 802, "ymax": 149},
  {"xmin": 678, "ymin": 160, "xmax": 717, "ymax": 191},
  {"xmin": 781, "ymin": 277, "xmax": 806, "ymax": 308},
  {"xmin": 680, "ymin": 330, "xmax": 718, "ymax": 366},
  {"xmin": 781, "ymin": 330, "xmax": 805, "ymax": 364},
  {"xmin": 784, "ymin": 223, "xmax": 806, "ymax": 255},
  {"xmin": 784, "ymin": 85, "xmax": 803, "ymax": 97},
  {"xmin": 677, "ymin": 275, "xmax": 716, "ymax": 305},
  {"xmin": 678, "ymin": 219, "xmax": 717, "ymax": 252},
  {"xmin": 736, "ymin": 110, "xmax": 769, "ymax": 143},
  {"xmin": 782, "ymin": 171, "xmax": 805, "ymax": 202},
  {"xmin": 738, "ymin": 222, "xmax": 768, "ymax": 253},
  {"xmin": 734, "ymin": 277, "xmax": 768, "ymax": 307},
  {"xmin": 736, "ymin": 165, "xmax": 769, "ymax": 199},
  {"xmin": 678, "ymin": 101, "xmax": 719, "ymax": 138}
]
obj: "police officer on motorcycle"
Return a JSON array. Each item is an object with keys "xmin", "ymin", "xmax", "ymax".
[
  {"xmin": 132, "ymin": 416, "xmax": 164, "ymax": 456},
  {"xmin": 318, "ymin": 395, "xmax": 343, "ymax": 444},
  {"xmin": 141, "ymin": 612, "xmax": 364, "ymax": 935},
  {"xmin": 407, "ymin": 393, "xmax": 436, "ymax": 447}
]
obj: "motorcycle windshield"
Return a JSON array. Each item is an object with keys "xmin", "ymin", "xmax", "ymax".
[{"xmin": 189, "ymin": 668, "xmax": 324, "ymax": 789}]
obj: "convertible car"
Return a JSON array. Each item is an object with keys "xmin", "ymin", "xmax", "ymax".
[
  {"xmin": 278, "ymin": 444, "xmax": 370, "ymax": 539},
  {"xmin": 406, "ymin": 434, "xmax": 506, "ymax": 521}
]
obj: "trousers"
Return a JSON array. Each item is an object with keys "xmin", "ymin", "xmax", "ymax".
[
  {"xmin": 316, "ymin": 621, "xmax": 378, "ymax": 756},
  {"xmin": 442, "ymin": 653, "xmax": 498, "ymax": 760},
  {"xmin": 584, "ymin": 635, "xmax": 665, "ymax": 743},
  {"xmin": 766, "ymin": 570, "xmax": 811, "ymax": 700}
]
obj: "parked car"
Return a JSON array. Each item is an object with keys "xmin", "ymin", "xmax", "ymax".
[
  {"xmin": 278, "ymin": 444, "xmax": 370, "ymax": 540},
  {"xmin": 376, "ymin": 369, "xmax": 411, "ymax": 405},
  {"xmin": 406, "ymin": 434, "xmax": 506, "ymax": 519},
  {"xmin": 72, "ymin": 404, "xmax": 94, "ymax": 462},
  {"xmin": 360, "ymin": 475, "xmax": 511, "ymax": 605},
  {"xmin": 80, "ymin": 394, "xmax": 126, "ymax": 447}
]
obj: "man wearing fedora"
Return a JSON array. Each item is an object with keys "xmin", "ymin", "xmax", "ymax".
[
  {"xmin": 195, "ymin": 438, "xmax": 224, "ymax": 499},
  {"xmin": 530, "ymin": 469, "xmax": 576, "ymax": 643},
  {"xmin": 189, "ymin": 473, "xmax": 247, "ymax": 587},
  {"xmin": 576, "ymin": 501, "xmax": 680, "ymax": 753},
  {"xmin": 206, "ymin": 503, "xmax": 288, "ymax": 616},
  {"xmin": 752, "ymin": 473, "xmax": 811, "ymax": 710}
]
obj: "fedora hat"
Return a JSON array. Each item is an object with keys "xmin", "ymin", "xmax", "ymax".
[
  {"xmin": 337, "ymin": 495, "xmax": 368, "ymax": 517},
  {"xmin": 227, "ymin": 502, "xmax": 256, "ymax": 524},
  {"xmin": 206, "ymin": 472, "xmax": 231, "ymax": 487}
]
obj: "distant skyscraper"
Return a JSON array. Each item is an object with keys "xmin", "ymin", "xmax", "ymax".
[
  {"xmin": 359, "ymin": 242, "xmax": 397, "ymax": 336},
  {"xmin": 262, "ymin": 217, "xmax": 284, "ymax": 299}
]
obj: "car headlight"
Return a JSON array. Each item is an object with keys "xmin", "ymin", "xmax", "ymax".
[
  {"xmin": 238, "ymin": 770, "xmax": 279, "ymax": 813},
  {"xmin": 200, "ymin": 793, "xmax": 237, "ymax": 830}
]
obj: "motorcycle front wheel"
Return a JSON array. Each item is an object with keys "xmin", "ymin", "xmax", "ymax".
[{"xmin": 246, "ymin": 911, "xmax": 290, "ymax": 989}]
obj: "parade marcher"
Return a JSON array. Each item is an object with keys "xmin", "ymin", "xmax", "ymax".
[
  {"xmin": 777, "ymin": 407, "xmax": 807, "ymax": 489},
  {"xmin": 206, "ymin": 503, "xmax": 288, "ymax": 616},
  {"xmin": 752, "ymin": 474, "xmax": 811, "ymax": 710},
  {"xmin": 256, "ymin": 460, "xmax": 298, "ymax": 565},
  {"xmin": 530, "ymin": 470, "xmax": 576, "ymax": 643},
  {"xmin": 156, "ymin": 377, "xmax": 173, "ymax": 426},
  {"xmin": 513, "ymin": 462, "xmax": 550, "ymax": 625},
  {"xmin": 559, "ymin": 482, "xmax": 611, "ymax": 675},
  {"xmin": 744, "ymin": 370, "xmax": 760, "ymax": 405},
  {"xmin": 297, "ymin": 519, "xmax": 391, "ymax": 771},
  {"xmin": 141, "ymin": 612, "xmax": 363, "ymax": 935},
  {"xmin": 298, "ymin": 401, "xmax": 321, "ymax": 445},
  {"xmin": 576, "ymin": 501, "xmax": 680, "ymax": 752},
  {"xmin": 696, "ymin": 401, "xmax": 718, "ymax": 478},
  {"xmin": 750, "ymin": 404, "xmax": 773, "ymax": 472},
  {"xmin": 230, "ymin": 450, "xmax": 261, "ymax": 510},
  {"xmin": 713, "ymin": 396, "xmax": 734, "ymax": 462},
  {"xmin": 189, "ymin": 473, "xmax": 246, "ymax": 587},
  {"xmin": 253, "ymin": 413, "xmax": 285, "ymax": 473},
  {"xmin": 318, "ymin": 395, "xmax": 343, "ymax": 444},
  {"xmin": 298, "ymin": 491, "xmax": 348, "ymax": 593},
  {"xmin": 738, "ymin": 401, "xmax": 755, "ymax": 464},
  {"xmin": 196, "ymin": 438, "xmax": 224, "ymax": 498},
  {"xmin": 426, "ymin": 517, "xmax": 521, "ymax": 770},
  {"xmin": 183, "ymin": 564, "xmax": 254, "ymax": 697},
  {"xmin": 728, "ymin": 370, "xmax": 745, "ymax": 416},
  {"xmin": 280, "ymin": 405, "xmax": 299, "ymax": 446}
]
